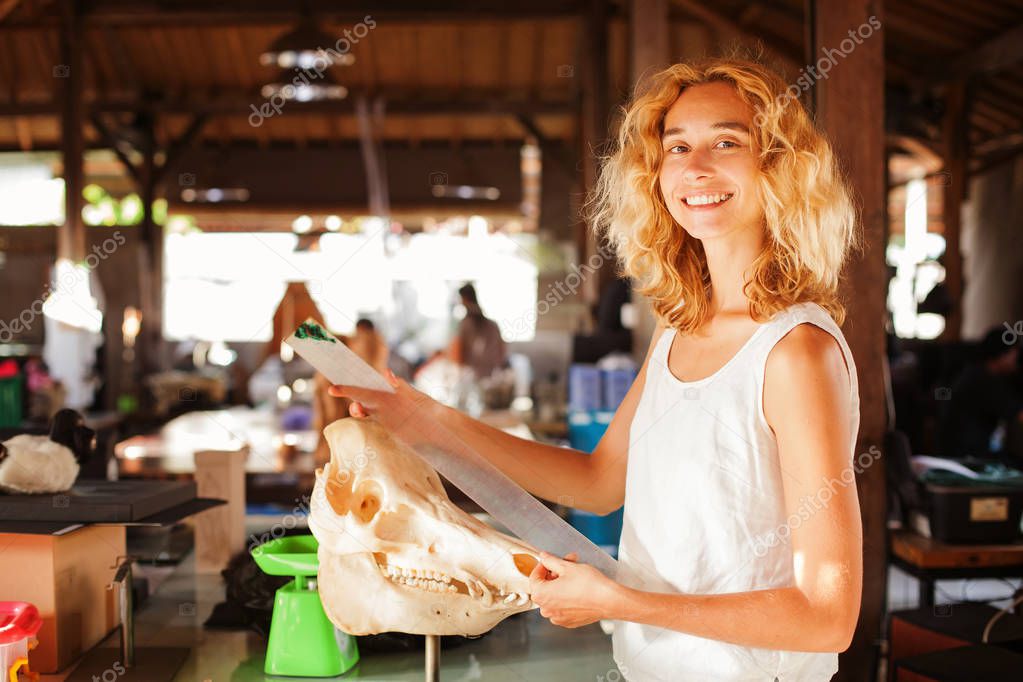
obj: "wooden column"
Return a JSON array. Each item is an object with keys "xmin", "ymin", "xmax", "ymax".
[
  {"xmin": 629, "ymin": 0, "xmax": 672, "ymax": 357},
  {"xmin": 809, "ymin": 1, "xmax": 888, "ymax": 680},
  {"xmin": 194, "ymin": 448, "xmax": 248, "ymax": 573},
  {"xmin": 631, "ymin": 0, "xmax": 670, "ymax": 84},
  {"xmin": 578, "ymin": 0, "xmax": 612, "ymax": 305},
  {"xmin": 136, "ymin": 112, "xmax": 164, "ymax": 372},
  {"xmin": 57, "ymin": 0, "xmax": 85, "ymax": 263},
  {"xmin": 941, "ymin": 80, "xmax": 968, "ymax": 340}
]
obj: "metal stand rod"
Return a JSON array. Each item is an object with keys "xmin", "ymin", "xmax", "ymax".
[
  {"xmin": 425, "ymin": 634, "xmax": 440, "ymax": 682},
  {"xmin": 111, "ymin": 557, "xmax": 135, "ymax": 668}
]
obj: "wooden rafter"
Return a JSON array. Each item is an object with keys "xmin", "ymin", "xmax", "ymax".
[
  {"xmin": 515, "ymin": 114, "xmax": 576, "ymax": 176},
  {"xmin": 0, "ymin": 0, "xmax": 592, "ymax": 28},
  {"xmin": 0, "ymin": 0, "xmax": 22, "ymax": 24},
  {"xmin": 926, "ymin": 21, "xmax": 1023, "ymax": 84},
  {"xmin": 671, "ymin": 0, "xmax": 800, "ymax": 73},
  {"xmin": 13, "ymin": 115, "xmax": 30, "ymax": 150}
]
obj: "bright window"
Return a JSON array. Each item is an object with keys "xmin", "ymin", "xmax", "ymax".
[{"xmin": 162, "ymin": 228, "xmax": 539, "ymax": 347}]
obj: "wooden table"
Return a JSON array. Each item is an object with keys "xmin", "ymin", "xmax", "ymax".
[{"xmin": 889, "ymin": 528, "xmax": 1023, "ymax": 606}]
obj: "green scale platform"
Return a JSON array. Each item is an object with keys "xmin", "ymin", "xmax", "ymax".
[{"xmin": 251, "ymin": 535, "xmax": 359, "ymax": 677}]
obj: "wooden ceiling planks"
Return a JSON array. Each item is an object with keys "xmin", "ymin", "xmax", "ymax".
[{"xmin": 0, "ymin": 1, "xmax": 1021, "ymax": 159}]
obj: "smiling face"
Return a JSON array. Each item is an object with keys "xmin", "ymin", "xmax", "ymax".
[{"xmin": 658, "ymin": 81, "xmax": 764, "ymax": 242}]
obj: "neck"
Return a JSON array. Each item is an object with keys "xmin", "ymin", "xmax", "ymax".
[{"xmin": 702, "ymin": 226, "xmax": 764, "ymax": 317}]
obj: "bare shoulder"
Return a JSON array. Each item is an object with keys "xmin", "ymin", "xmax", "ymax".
[
  {"xmin": 769, "ymin": 323, "xmax": 846, "ymax": 375},
  {"xmin": 765, "ymin": 323, "xmax": 851, "ymax": 416}
]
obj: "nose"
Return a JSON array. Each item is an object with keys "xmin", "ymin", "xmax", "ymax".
[{"xmin": 681, "ymin": 147, "xmax": 715, "ymax": 185}]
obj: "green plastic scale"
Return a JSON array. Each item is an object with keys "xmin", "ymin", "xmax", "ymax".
[{"xmin": 251, "ymin": 535, "xmax": 360, "ymax": 677}]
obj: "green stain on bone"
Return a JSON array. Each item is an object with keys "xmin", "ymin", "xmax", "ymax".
[{"xmin": 296, "ymin": 321, "xmax": 336, "ymax": 343}]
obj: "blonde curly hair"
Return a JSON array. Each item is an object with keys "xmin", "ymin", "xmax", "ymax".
[{"xmin": 589, "ymin": 57, "xmax": 858, "ymax": 332}]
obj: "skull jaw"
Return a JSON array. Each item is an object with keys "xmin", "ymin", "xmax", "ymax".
[{"xmin": 318, "ymin": 552, "xmax": 536, "ymax": 636}]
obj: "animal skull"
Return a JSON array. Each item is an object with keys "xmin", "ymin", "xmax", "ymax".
[{"xmin": 309, "ymin": 418, "xmax": 541, "ymax": 636}]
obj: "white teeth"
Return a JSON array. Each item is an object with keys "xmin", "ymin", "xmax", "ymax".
[
  {"xmin": 684, "ymin": 193, "xmax": 732, "ymax": 206},
  {"xmin": 447, "ymin": 585, "xmax": 457, "ymax": 593},
  {"xmin": 503, "ymin": 593, "xmax": 517, "ymax": 604},
  {"xmin": 516, "ymin": 593, "xmax": 530, "ymax": 606},
  {"xmin": 475, "ymin": 580, "xmax": 493, "ymax": 607}
]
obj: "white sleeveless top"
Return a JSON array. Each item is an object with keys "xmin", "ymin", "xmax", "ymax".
[{"xmin": 612, "ymin": 302, "xmax": 860, "ymax": 682}]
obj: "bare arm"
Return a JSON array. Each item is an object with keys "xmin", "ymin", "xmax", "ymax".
[{"xmin": 332, "ymin": 322, "xmax": 667, "ymax": 515}]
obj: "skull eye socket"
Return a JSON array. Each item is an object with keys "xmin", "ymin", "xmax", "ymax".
[
  {"xmin": 513, "ymin": 553, "xmax": 539, "ymax": 577},
  {"xmin": 353, "ymin": 480, "xmax": 384, "ymax": 523}
]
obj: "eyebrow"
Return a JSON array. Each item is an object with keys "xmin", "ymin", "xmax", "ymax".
[{"xmin": 662, "ymin": 121, "xmax": 750, "ymax": 139}]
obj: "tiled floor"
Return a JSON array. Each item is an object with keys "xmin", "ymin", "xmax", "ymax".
[{"xmin": 39, "ymin": 521, "xmax": 1022, "ymax": 682}]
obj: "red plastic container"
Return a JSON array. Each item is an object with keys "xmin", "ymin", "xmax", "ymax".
[{"xmin": 0, "ymin": 602, "xmax": 41, "ymax": 681}]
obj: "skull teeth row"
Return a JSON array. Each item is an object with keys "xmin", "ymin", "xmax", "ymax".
[
  {"xmin": 380, "ymin": 565, "xmax": 453, "ymax": 584},
  {"xmin": 386, "ymin": 574, "xmax": 459, "ymax": 593},
  {"xmin": 500, "ymin": 592, "xmax": 531, "ymax": 607}
]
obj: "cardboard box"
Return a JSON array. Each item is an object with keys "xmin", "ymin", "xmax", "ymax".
[{"xmin": 0, "ymin": 526, "xmax": 125, "ymax": 673}]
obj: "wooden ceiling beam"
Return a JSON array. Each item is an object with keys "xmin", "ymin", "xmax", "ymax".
[
  {"xmin": 0, "ymin": 0, "xmax": 22, "ymax": 24},
  {"xmin": 515, "ymin": 113, "xmax": 576, "ymax": 177},
  {"xmin": 670, "ymin": 0, "xmax": 801, "ymax": 73},
  {"xmin": 0, "ymin": 90, "xmax": 577, "ymax": 117},
  {"xmin": 89, "ymin": 112, "xmax": 142, "ymax": 184},
  {"xmin": 154, "ymin": 113, "xmax": 207, "ymax": 185},
  {"xmin": 0, "ymin": 135, "xmax": 547, "ymax": 153},
  {"xmin": 13, "ymin": 115, "xmax": 31, "ymax": 150},
  {"xmin": 924, "ymin": 21, "xmax": 1023, "ymax": 84},
  {"xmin": 1, "ymin": 0, "xmax": 594, "ymax": 28}
]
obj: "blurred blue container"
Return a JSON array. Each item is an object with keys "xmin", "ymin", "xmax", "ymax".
[
  {"xmin": 602, "ymin": 368, "xmax": 637, "ymax": 411},
  {"xmin": 566, "ymin": 409, "xmax": 623, "ymax": 556},
  {"xmin": 568, "ymin": 364, "xmax": 603, "ymax": 413},
  {"xmin": 567, "ymin": 410, "xmax": 613, "ymax": 453}
]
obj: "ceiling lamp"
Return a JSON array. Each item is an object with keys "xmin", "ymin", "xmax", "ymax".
[
  {"xmin": 180, "ymin": 187, "xmax": 250, "ymax": 204},
  {"xmin": 260, "ymin": 20, "xmax": 352, "ymax": 70},
  {"xmin": 261, "ymin": 68, "xmax": 348, "ymax": 102},
  {"xmin": 430, "ymin": 184, "xmax": 501, "ymax": 201}
]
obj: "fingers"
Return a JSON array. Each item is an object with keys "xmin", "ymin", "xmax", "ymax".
[
  {"xmin": 538, "ymin": 551, "xmax": 570, "ymax": 572},
  {"xmin": 328, "ymin": 384, "xmax": 382, "ymax": 402},
  {"xmin": 529, "ymin": 561, "xmax": 550, "ymax": 582},
  {"xmin": 348, "ymin": 402, "xmax": 368, "ymax": 418},
  {"xmin": 564, "ymin": 552, "xmax": 579, "ymax": 563}
]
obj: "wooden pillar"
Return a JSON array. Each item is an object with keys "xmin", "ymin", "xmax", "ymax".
[
  {"xmin": 57, "ymin": 0, "xmax": 85, "ymax": 263},
  {"xmin": 809, "ymin": 1, "xmax": 888, "ymax": 680},
  {"xmin": 631, "ymin": 0, "xmax": 670, "ymax": 84},
  {"xmin": 941, "ymin": 80, "xmax": 968, "ymax": 340},
  {"xmin": 578, "ymin": 0, "xmax": 612, "ymax": 305},
  {"xmin": 629, "ymin": 0, "xmax": 672, "ymax": 356},
  {"xmin": 194, "ymin": 448, "xmax": 247, "ymax": 573},
  {"xmin": 137, "ymin": 112, "xmax": 163, "ymax": 372}
]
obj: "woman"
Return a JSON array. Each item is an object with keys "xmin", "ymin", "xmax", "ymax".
[{"xmin": 330, "ymin": 57, "xmax": 862, "ymax": 681}]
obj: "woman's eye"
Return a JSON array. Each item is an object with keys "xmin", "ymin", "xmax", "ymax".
[
  {"xmin": 716, "ymin": 140, "xmax": 739, "ymax": 149},
  {"xmin": 668, "ymin": 144, "xmax": 688, "ymax": 154}
]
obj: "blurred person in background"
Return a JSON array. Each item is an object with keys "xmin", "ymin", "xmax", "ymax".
[
  {"xmin": 940, "ymin": 327, "xmax": 1023, "ymax": 460},
  {"xmin": 447, "ymin": 283, "xmax": 507, "ymax": 379}
]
